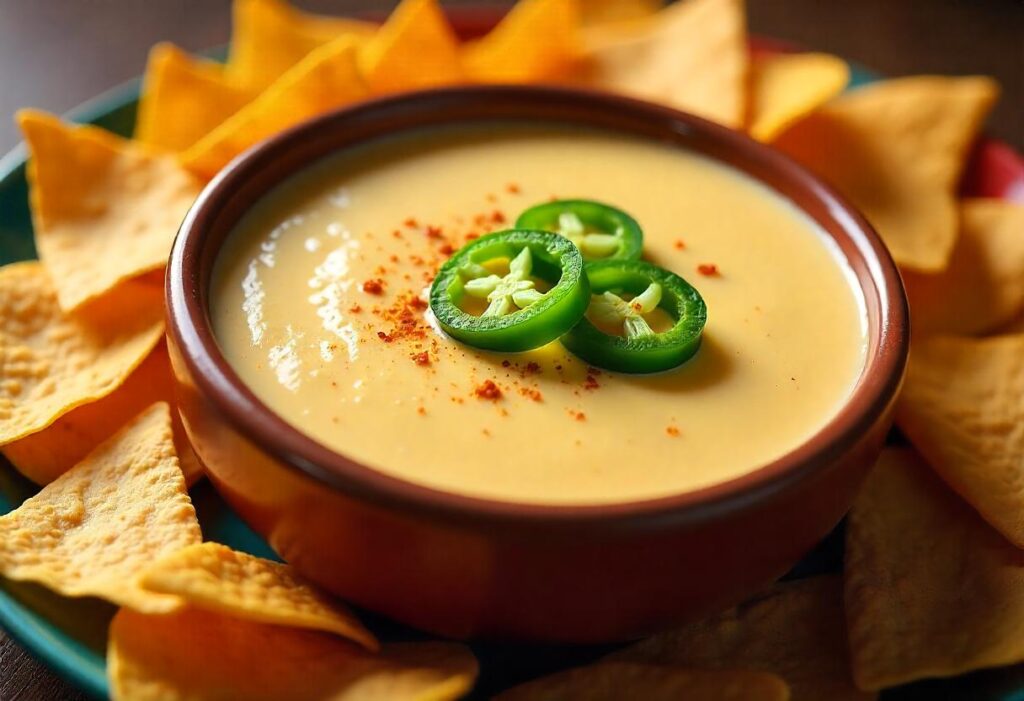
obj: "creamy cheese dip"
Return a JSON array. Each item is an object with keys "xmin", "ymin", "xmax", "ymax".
[{"xmin": 212, "ymin": 126, "xmax": 868, "ymax": 505}]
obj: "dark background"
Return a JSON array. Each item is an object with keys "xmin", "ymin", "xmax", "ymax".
[{"xmin": 0, "ymin": 1, "xmax": 1021, "ymax": 698}]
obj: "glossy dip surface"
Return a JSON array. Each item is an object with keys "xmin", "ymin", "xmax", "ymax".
[{"xmin": 211, "ymin": 125, "xmax": 868, "ymax": 505}]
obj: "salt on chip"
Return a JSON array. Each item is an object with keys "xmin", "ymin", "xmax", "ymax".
[
  {"xmin": 182, "ymin": 37, "xmax": 368, "ymax": 181},
  {"xmin": 0, "ymin": 403, "xmax": 201, "ymax": 614},
  {"xmin": 358, "ymin": 0, "xmax": 464, "ymax": 94},
  {"xmin": 747, "ymin": 52, "xmax": 849, "ymax": 142},
  {"xmin": 896, "ymin": 333, "xmax": 1024, "ymax": 547},
  {"xmin": 463, "ymin": 0, "xmax": 581, "ymax": 84},
  {"xmin": 18, "ymin": 110, "xmax": 202, "ymax": 310},
  {"xmin": 846, "ymin": 448, "xmax": 1024, "ymax": 689},
  {"xmin": 903, "ymin": 199, "xmax": 1024, "ymax": 336},
  {"xmin": 495, "ymin": 661, "xmax": 791, "ymax": 701},
  {"xmin": 228, "ymin": 0, "xmax": 375, "ymax": 90},
  {"xmin": 0, "ymin": 262, "xmax": 165, "ymax": 446},
  {"xmin": 108, "ymin": 607, "xmax": 478, "ymax": 701},
  {"xmin": 773, "ymin": 76, "xmax": 999, "ymax": 271},
  {"xmin": 581, "ymin": 0, "xmax": 748, "ymax": 127},
  {"xmin": 139, "ymin": 541, "xmax": 377, "ymax": 651},
  {"xmin": 135, "ymin": 43, "xmax": 258, "ymax": 153},
  {"xmin": 2, "ymin": 341, "xmax": 202, "ymax": 487},
  {"xmin": 608, "ymin": 576, "xmax": 871, "ymax": 700}
]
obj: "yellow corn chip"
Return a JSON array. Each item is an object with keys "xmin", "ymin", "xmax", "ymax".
[
  {"xmin": 0, "ymin": 262, "xmax": 164, "ymax": 446},
  {"xmin": 135, "ymin": 44, "xmax": 257, "ymax": 153},
  {"xmin": 496, "ymin": 661, "xmax": 790, "ymax": 701},
  {"xmin": 903, "ymin": 199, "xmax": 1024, "ymax": 336},
  {"xmin": 747, "ymin": 52, "xmax": 850, "ymax": 142},
  {"xmin": 139, "ymin": 541, "xmax": 377, "ymax": 651},
  {"xmin": 18, "ymin": 110, "xmax": 202, "ymax": 310},
  {"xmin": 896, "ymin": 333, "xmax": 1024, "ymax": 547},
  {"xmin": 463, "ymin": 0, "xmax": 581, "ymax": 84},
  {"xmin": 846, "ymin": 448, "xmax": 1024, "ymax": 689},
  {"xmin": 108, "ymin": 607, "xmax": 478, "ymax": 701},
  {"xmin": 0, "ymin": 403, "xmax": 201, "ymax": 614},
  {"xmin": 773, "ymin": 76, "xmax": 999, "ymax": 271},
  {"xmin": 228, "ymin": 0, "xmax": 375, "ymax": 90},
  {"xmin": 581, "ymin": 0, "xmax": 663, "ymax": 25},
  {"xmin": 182, "ymin": 37, "xmax": 368, "ymax": 181},
  {"xmin": 581, "ymin": 0, "xmax": 748, "ymax": 127},
  {"xmin": 609, "ymin": 576, "xmax": 872, "ymax": 701},
  {"xmin": 2, "ymin": 341, "xmax": 202, "ymax": 487},
  {"xmin": 358, "ymin": 0, "xmax": 464, "ymax": 94}
]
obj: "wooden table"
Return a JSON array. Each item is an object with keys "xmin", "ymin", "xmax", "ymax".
[{"xmin": 0, "ymin": 1, "xmax": 1021, "ymax": 698}]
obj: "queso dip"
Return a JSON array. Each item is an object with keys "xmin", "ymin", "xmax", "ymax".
[{"xmin": 212, "ymin": 126, "xmax": 868, "ymax": 505}]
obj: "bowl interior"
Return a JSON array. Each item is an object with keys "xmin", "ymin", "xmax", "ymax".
[{"xmin": 168, "ymin": 85, "xmax": 908, "ymax": 527}]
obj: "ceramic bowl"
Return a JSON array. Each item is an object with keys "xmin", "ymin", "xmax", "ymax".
[{"xmin": 166, "ymin": 85, "xmax": 908, "ymax": 643}]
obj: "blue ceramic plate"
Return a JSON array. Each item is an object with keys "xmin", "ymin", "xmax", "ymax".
[{"xmin": 1, "ymin": 39, "xmax": 1023, "ymax": 701}]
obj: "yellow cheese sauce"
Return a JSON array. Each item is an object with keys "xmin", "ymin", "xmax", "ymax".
[{"xmin": 212, "ymin": 126, "xmax": 868, "ymax": 505}]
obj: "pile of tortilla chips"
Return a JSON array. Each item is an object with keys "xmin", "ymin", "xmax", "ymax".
[{"xmin": 0, "ymin": 0, "xmax": 1021, "ymax": 698}]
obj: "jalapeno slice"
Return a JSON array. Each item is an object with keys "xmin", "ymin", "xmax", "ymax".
[
  {"xmin": 561, "ymin": 259, "xmax": 706, "ymax": 373},
  {"xmin": 430, "ymin": 230, "xmax": 590, "ymax": 352},
  {"xmin": 515, "ymin": 199, "xmax": 643, "ymax": 262}
]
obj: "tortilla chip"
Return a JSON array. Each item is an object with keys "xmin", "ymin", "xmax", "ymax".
[
  {"xmin": 358, "ymin": 0, "xmax": 464, "ymax": 94},
  {"xmin": 463, "ymin": 0, "xmax": 581, "ymax": 84},
  {"xmin": 902, "ymin": 199, "xmax": 1024, "ymax": 336},
  {"xmin": 496, "ymin": 661, "xmax": 790, "ymax": 701},
  {"xmin": 135, "ymin": 43, "xmax": 257, "ymax": 153},
  {"xmin": 108, "ymin": 607, "xmax": 478, "ymax": 701},
  {"xmin": 139, "ymin": 541, "xmax": 377, "ymax": 651},
  {"xmin": 0, "ymin": 403, "xmax": 201, "ymax": 614},
  {"xmin": 17, "ymin": 110, "xmax": 202, "ymax": 310},
  {"xmin": 581, "ymin": 0, "xmax": 748, "ymax": 127},
  {"xmin": 182, "ymin": 36, "xmax": 368, "ymax": 181},
  {"xmin": 0, "ymin": 262, "xmax": 164, "ymax": 446},
  {"xmin": 747, "ymin": 52, "xmax": 850, "ymax": 142},
  {"xmin": 2, "ymin": 341, "xmax": 202, "ymax": 487},
  {"xmin": 581, "ymin": 0, "xmax": 663, "ymax": 25},
  {"xmin": 228, "ymin": 0, "xmax": 375, "ymax": 90},
  {"xmin": 609, "ymin": 576, "xmax": 871, "ymax": 700},
  {"xmin": 846, "ymin": 448, "xmax": 1024, "ymax": 689},
  {"xmin": 773, "ymin": 76, "xmax": 999, "ymax": 271},
  {"xmin": 896, "ymin": 333, "xmax": 1024, "ymax": 547}
]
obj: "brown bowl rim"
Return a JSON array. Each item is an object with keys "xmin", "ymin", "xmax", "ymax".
[{"xmin": 167, "ymin": 85, "xmax": 909, "ymax": 533}]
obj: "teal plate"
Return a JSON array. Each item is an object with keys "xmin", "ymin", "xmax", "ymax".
[{"xmin": 2, "ymin": 34, "xmax": 1024, "ymax": 701}]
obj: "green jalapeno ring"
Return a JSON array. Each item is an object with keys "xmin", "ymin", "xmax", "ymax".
[
  {"xmin": 561, "ymin": 259, "xmax": 707, "ymax": 373},
  {"xmin": 430, "ymin": 230, "xmax": 590, "ymax": 352},
  {"xmin": 515, "ymin": 199, "xmax": 644, "ymax": 262}
]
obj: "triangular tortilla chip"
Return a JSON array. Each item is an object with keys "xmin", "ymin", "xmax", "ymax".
[
  {"xmin": 182, "ymin": 36, "xmax": 368, "ymax": 180},
  {"xmin": 581, "ymin": 0, "xmax": 662, "ymax": 25},
  {"xmin": 773, "ymin": 76, "xmax": 999, "ymax": 271},
  {"xmin": 228, "ymin": 0, "xmax": 375, "ymax": 90},
  {"xmin": 135, "ymin": 43, "xmax": 258, "ymax": 153},
  {"xmin": 747, "ymin": 52, "xmax": 849, "ymax": 142},
  {"xmin": 463, "ymin": 0, "xmax": 581, "ymax": 83},
  {"xmin": 581, "ymin": 0, "xmax": 748, "ymax": 127},
  {"xmin": 18, "ymin": 110, "xmax": 202, "ymax": 310},
  {"xmin": 0, "ymin": 403, "xmax": 201, "ymax": 613},
  {"xmin": 846, "ymin": 448, "xmax": 1024, "ymax": 690},
  {"xmin": 2, "ymin": 340, "xmax": 202, "ymax": 487},
  {"xmin": 608, "ymin": 576, "xmax": 871, "ymax": 700},
  {"xmin": 108, "ymin": 607, "xmax": 478, "ymax": 701},
  {"xmin": 0, "ymin": 262, "xmax": 164, "ymax": 445},
  {"xmin": 896, "ymin": 333, "xmax": 1024, "ymax": 547},
  {"xmin": 496, "ymin": 661, "xmax": 790, "ymax": 701},
  {"xmin": 358, "ymin": 0, "xmax": 464, "ymax": 94},
  {"xmin": 139, "ymin": 542, "xmax": 377, "ymax": 651},
  {"xmin": 903, "ymin": 199, "xmax": 1024, "ymax": 336}
]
